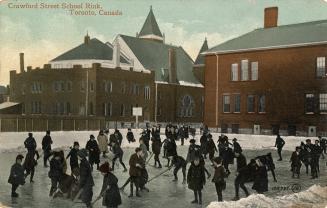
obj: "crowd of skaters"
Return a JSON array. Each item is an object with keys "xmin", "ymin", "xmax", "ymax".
[{"xmin": 7, "ymin": 124, "xmax": 327, "ymax": 207}]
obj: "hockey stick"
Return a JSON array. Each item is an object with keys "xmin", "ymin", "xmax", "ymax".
[
  {"xmin": 147, "ymin": 168, "xmax": 171, "ymax": 183},
  {"xmin": 73, "ymin": 188, "xmax": 83, "ymax": 203},
  {"xmin": 261, "ymin": 145, "xmax": 276, "ymax": 148},
  {"xmin": 145, "ymin": 152, "xmax": 154, "ymax": 165}
]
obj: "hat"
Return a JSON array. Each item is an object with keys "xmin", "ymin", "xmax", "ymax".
[
  {"xmin": 46, "ymin": 130, "xmax": 50, "ymax": 135},
  {"xmin": 90, "ymin": 134, "xmax": 95, "ymax": 139},
  {"xmin": 190, "ymin": 139, "xmax": 196, "ymax": 143},
  {"xmin": 135, "ymin": 147, "xmax": 142, "ymax": 153},
  {"xmin": 296, "ymin": 146, "xmax": 301, "ymax": 150},
  {"xmin": 306, "ymin": 139, "xmax": 311, "ymax": 143},
  {"xmin": 73, "ymin": 141, "xmax": 79, "ymax": 146},
  {"xmin": 232, "ymin": 138, "xmax": 237, "ymax": 141},
  {"xmin": 28, "ymin": 132, "xmax": 33, "ymax": 137},
  {"xmin": 16, "ymin": 154, "xmax": 24, "ymax": 161},
  {"xmin": 77, "ymin": 149, "xmax": 88, "ymax": 158},
  {"xmin": 99, "ymin": 162, "xmax": 112, "ymax": 173},
  {"xmin": 213, "ymin": 157, "xmax": 222, "ymax": 164}
]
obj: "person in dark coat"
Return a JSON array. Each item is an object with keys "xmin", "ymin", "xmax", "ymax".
[
  {"xmin": 24, "ymin": 132, "xmax": 37, "ymax": 152},
  {"xmin": 221, "ymin": 144, "xmax": 233, "ymax": 175},
  {"xmin": 48, "ymin": 151, "xmax": 63, "ymax": 196},
  {"xmin": 126, "ymin": 128, "xmax": 135, "ymax": 143},
  {"xmin": 318, "ymin": 136, "xmax": 326, "ymax": 159},
  {"xmin": 311, "ymin": 140, "xmax": 322, "ymax": 178},
  {"xmin": 186, "ymin": 139, "xmax": 201, "ymax": 163},
  {"xmin": 290, "ymin": 146, "xmax": 302, "ymax": 178},
  {"xmin": 128, "ymin": 147, "xmax": 144, "ymax": 197},
  {"xmin": 212, "ymin": 157, "xmax": 227, "ymax": 202},
  {"xmin": 233, "ymin": 152, "xmax": 249, "ymax": 201},
  {"xmin": 66, "ymin": 142, "xmax": 80, "ymax": 174},
  {"xmin": 42, "ymin": 130, "xmax": 53, "ymax": 167},
  {"xmin": 151, "ymin": 136, "xmax": 162, "ymax": 168},
  {"xmin": 96, "ymin": 162, "xmax": 121, "ymax": 208},
  {"xmin": 232, "ymin": 138, "xmax": 242, "ymax": 154},
  {"xmin": 115, "ymin": 129, "xmax": 123, "ymax": 146},
  {"xmin": 78, "ymin": 149, "xmax": 94, "ymax": 208},
  {"xmin": 111, "ymin": 140, "xmax": 127, "ymax": 172},
  {"xmin": 23, "ymin": 149, "xmax": 39, "ymax": 183},
  {"xmin": 252, "ymin": 158, "xmax": 268, "ymax": 194},
  {"xmin": 187, "ymin": 157, "xmax": 206, "ymax": 205},
  {"xmin": 8, "ymin": 154, "xmax": 25, "ymax": 197},
  {"xmin": 207, "ymin": 134, "xmax": 218, "ymax": 163},
  {"xmin": 200, "ymin": 133, "xmax": 209, "ymax": 159},
  {"xmin": 299, "ymin": 142, "xmax": 310, "ymax": 175},
  {"xmin": 165, "ymin": 137, "xmax": 177, "ymax": 167},
  {"xmin": 85, "ymin": 135, "xmax": 100, "ymax": 170},
  {"xmin": 275, "ymin": 134, "xmax": 285, "ymax": 161},
  {"xmin": 169, "ymin": 155, "xmax": 187, "ymax": 183}
]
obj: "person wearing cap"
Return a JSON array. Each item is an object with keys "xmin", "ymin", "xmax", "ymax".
[
  {"xmin": 290, "ymin": 146, "xmax": 302, "ymax": 178},
  {"xmin": 78, "ymin": 148, "xmax": 94, "ymax": 208},
  {"xmin": 66, "ymin": 142, "xmax": 80, "ymax": 174},
  {"xmin": 139, "ymin": 138, "xmax": 148, "ymax": 162},
  {"xmin": 186, "ymin": 139, "xmax": 201, "ymax": 163},
  {"xmin": 8, "ymin": 154, "xmax": 25, "ymax": 197},
  {"xmin": 212, "ymin": 157, "xmax": 227, "ymax": 202},
  {"xmin": 48, "ymin": 151, "xmax": 63, "ymax": 197},
  {"xmin": 312, "ymin": 139, "xmax": 322, "ymax": 179},
  {"xmin": 252, "ymin": 158, "xmax": 268, "ymax": 194},
  {"xmin": 97, "ymin": 130, "xmax": 109, "ymax": 158},
  {"xmin": 96, "ymin": 162, "xmax": 122, "ymax": 208},
  {"xmin": 274, "ymin": 134, "xmax": 285, "ymax": 161},
  {"xmin": 165, "ymin": 137, "xmax": 177, "ymax": 167},
  {"xmin": 42, "ymin": 130, "xmax": 53, "ymax": 167},
  {"xmin": 151, "ymin": 134, "xmax": 162, "ymax": 168},
  {"xmin": 128, "ymin": 147, "xmax": 144, "ymax": 197},
  {"xmin": 187, "ymin": 157, "xmax": 206, "ymax": 205},
  {"xmin": 168, "ymin": 154, "xmax": 187, "ymax": 183},
  {"xmin": 126, "ymin": 128, "xmax": 135, "ymax": 143},
  {"xmin": 304, "ymin": 139, "xmax": 316, "ymax": 178},
  {"xmin": 233, "ymin": 155, "xmax": 250, "ymax": 201},
  {"xmin": 23, "ymin": 147, "xmax": 40, "ymax": 183},
  {"xmin": 86, "ymin": 134, "xmax": 100, "ymax": 170},
  {"xmin": 318, "ymin": 136, "xmax": 326, "ymax": 159},
  {"xmin": 232, "ymin": 138, "xmax": 242, "ymax": 154}
]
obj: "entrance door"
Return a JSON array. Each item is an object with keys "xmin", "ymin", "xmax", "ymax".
[
  {"xmin": 308, "ymin": 126, "xmax": 316, "ymax": 137},
  {"xmin": 254, "ymin": 125, "xmax": 261, "ymax": 135}
]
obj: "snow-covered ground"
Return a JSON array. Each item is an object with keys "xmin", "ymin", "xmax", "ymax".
[{"xmin": 0, "ymin": 129, "xmax": 326, "ymax": 208}]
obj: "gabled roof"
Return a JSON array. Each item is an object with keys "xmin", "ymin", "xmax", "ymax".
[
  {"xmin": 194, "ymin": 38, "xmax": 208, "ymax": 65},
  {"xmin": 206, "ymin": 20, "xmax": 327, "ymax": 54},
  {"xmin": 139, "ymin": 7, "xmax": 163, "ymax": 38},
  {"xmin": 50, "ymin": 38, "xmax": 129, "ymax": 64},
  {"xmin": 120, "ymin": 35, "xmax": 201, "ymax": 85},
  {"xmin": 0, "ymin": 102, "xmax": 19, "ymax": 110}
]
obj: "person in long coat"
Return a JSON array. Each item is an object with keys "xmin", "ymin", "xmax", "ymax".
[
  {"xmin": 151, "ymin": 136, "xmax": 162, "ymax": 168},
  {"xmin": 290, "ymin": 146, "xmax": 302, "ymax": 178},
  {"xmin": 232, "ymin": 138, "xmax": 242, "ymax": 154},
  {"xmin": 169, "ymin": 155, "xmax": 187, "ymax": 183},
  {"xmin": 96, "ymin": 162, "xmax": 122, "ymax": 208},
  {"xmin": 207, "ymin": 135, "xmax": 218, "ymax": 163},
  {"xmin": 233, "ymin": 153, "xmax": 249, "ymax": 201},
  {"xmin": 275, "ymin": 134, "xmax": 285, "ymax": 161},
  {"xmin": 165, "ymin": 138, "xmax": 177, "ymax": 167},
  {"xmin": 8, "ymin": 154, "xmax": 25, "ymax": 198},
  {"xmin": 126, "ymin": 128, "xmax": 135, "ymax": 143},
  {"xmin": 42, "ymin": 130, "xmax": 53, "ymax": 167},
  {"xmin": 252, "ymin": 158, "xmax": 268, "ymax": 194},
  {"xmin": 111, "ymin": 140, "xmax": 127, "ymax": 172},
  {"xmin": 48, "ymin": 151, "xmax": 63, "ymax": 197},
  {"xmin": 23, "ymin": 149, "xmax": 39, "ymax": 183},
  {"xmin": 128, "ymin": 148, "xmax": 144, "ymax": 197},
  {"xmin": 78, "ymin": 149, "xmax": 94, "ymax": 208},
  {"xmin": 97, "ymin": 130, "xmax": 109, "ymax": 158},
  {"xmin": 86, "ymin": 135, "xmax": 100, "ymax": 170},
  {"xmin": 139, "ymin": 138, "xmax": 148, "ymax": 162},
  {"xmin": 200, "ymin": 133, "xmax": 209, "ymax": 159},
  {"xmin": 187, "ymin": 158, "xmax": 206, "ymax": 205}
]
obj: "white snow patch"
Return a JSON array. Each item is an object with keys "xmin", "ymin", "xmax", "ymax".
[
  {"xmin": 0, "ymin": 102, "xmax": 19, "ymax": 110},
  {"xmin": 207, "ymin": 185, "xmax": 327, "ymax": 208},
  {"xmin": 179, "ymin": 80, "xmax": 204, "ymax": 88}
]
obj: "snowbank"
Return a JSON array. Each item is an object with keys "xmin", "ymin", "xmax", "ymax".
[
  {"xmin": 0, "ymin": 130, "xmax": 318, "ymax": 153},
  {"xmin": 207, "ymin": 185, "xmax": 327, "ymax": 208}
]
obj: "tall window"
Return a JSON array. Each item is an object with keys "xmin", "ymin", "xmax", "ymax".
[
  {"xmin": 319, "ymin": 93, "xmax": 327, "ymax": 113},
  {"xmin": 60, "ymin": 81, "xmax": 65, "ymax": 91},
  {"xmin": 67, "ymin": 81, "xmax": 72, "ymax": 92},
  {"xmin": 90, "ymin": 82, "xmax": 95, "ymax": 92},
  {"xmin": 317, "ymin": 57, "xmax": 326, "ymax": 77},
  {"xmin": 120, "ymin": 104, "xmax": 125, "ymax": 116},
  {"xmin": 258, "ymin": 95, "xmax": 265, "ymax": 113},
  {"xmin": 251, "ymin": 62, "xmax": 258, "ymax": 80},
  {"xmin": 305, "ymin": 94, "xmax": 315, "ymax": 113},
  {"xmin": 80, "ymin": 81, "xmax": 86, "ymax": 92},
  {"xmin": 104, "ymin": 81, "xmax": 112, "ymax": 93},
  {"xmin": 89, "ymin": 102, "xmax": 94, "ymax": 115},
  {"xmin": 179, "ymin": 95, "xmax": 194, "ymax": 117},
  {"xmin": 79, "ymin": 103, "xmax": 85, "ymax": 115},
  {"xmin": 223, "ymin": 95, "xmax": 230, "ymax": 113},
  {"xmin": 241, "ymin": 60, "xmax": 249, "ymax": 81},
  {"xmin": 144, "ymin": 86, "xmax": 150, "ymax": 100},
  {"xmin": 54, "ymin": 81, "xmax": 59, "ymax": 92},
  {"xmin": 234, "ymin": 94, "xmax": 241, "ymax": 113},
  {"xmin": 231, "ymin": 63, "xmax": 238, "ymax": 81},
  {"xmin": 121, "ymin": 82, "xmax": 126, "ymax": 94},
  {"xmin": 66, "ymin": 102, "xmax": 71, "ymax": 114},
  {"xmin": 108, "ymin": 102, "xmax": 112, "ymax": 116},
  {"xmin": 247, "ymin": 95, "xmax": 255, "ymax": 113},
  {"xmin": 31, "ymin": 101, "xmax": 41, "ymax": 114}
]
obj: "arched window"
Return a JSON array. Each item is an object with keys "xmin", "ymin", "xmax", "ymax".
[{"xmin": 179, "ymin": 95, "xmax": 195, "ymax": 117}]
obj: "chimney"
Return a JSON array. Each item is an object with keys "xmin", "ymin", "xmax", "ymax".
[
  {"xmin": 168, "ymin": 48, "xmax": 177, "ymax": 83},
  {"xmin": 19, "ymin": 53, "xmax": 24, "ymax": 73},
  {"xmin": 264, "ymin": 7, "xmax": 278, "ymax": 28},
  {"xmin": 84, "ymin": 32, "xmax": 90, "ymax": 44},
  {"xmin": 113, "ymin": 40, "xmax": 121, "ymax": 68}
]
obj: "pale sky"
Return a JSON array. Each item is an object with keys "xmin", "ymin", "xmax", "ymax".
[{"xmin": 1, "ymin": 0, "xmax": 327, "ymax": 85}]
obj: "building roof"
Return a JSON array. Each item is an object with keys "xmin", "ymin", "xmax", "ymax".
[
  {"xmin": 51, "ymin": 38, "xmax": 129, "ymax": 63},
  {"xmin": 194, "ymin": 38, "xmax": 208, "ymax": 65},
  {"xmin": 0, "ymin": 102, "xmax": 19, "ymax": 110},
  {"xmin": 139, "ymin": 6, "xmax": 163, "ymax": 38},
  {"xmin": 206, "ymin": 20, "xmax": 327, "ymax": 54},
  {"xmin": 120, "ymin": 35, "xmax": 202, "ymax": 85}
]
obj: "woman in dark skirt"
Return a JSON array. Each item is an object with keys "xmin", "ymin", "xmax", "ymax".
[
  {"xmin": 86, "ymin": 135, "xmax": 100, "ymax": 170},
  {"xmin": 187, "ymin": 157, "xmax": 206, "ymax": 205},
  {"xmin": 97, "ymin": 162, "xmax": 122, "ymax": 208}
]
